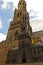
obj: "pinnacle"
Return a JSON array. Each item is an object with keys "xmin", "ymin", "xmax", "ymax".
[{"xmin": 20, "ymin": 0, "xmax": 24, "ymax": 1}]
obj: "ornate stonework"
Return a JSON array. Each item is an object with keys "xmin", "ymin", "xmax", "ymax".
[
  {"xmin": 0, "ymin": 0, "xmax": 43, "ymax": 64},
  {"xmin": 6, "ymin": 0, "xmax": 32, "ymax": 48}
]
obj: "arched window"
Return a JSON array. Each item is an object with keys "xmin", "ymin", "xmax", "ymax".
[
  {"xmin": 17, "ymin": 12, "xmax": 22, "ymax": 17},
  {"xmin": 21, "ymin": 23, "xmax": 26, "ymax": 31},
  {"xmin": 15, "ymin": 30, "xmax": 18, "ymax": 35},
  {"xmin": 22, "ymin": 26, "xmax": 25, "ymax": 31},
  {"xmin": 19, "ymin": 1, "xmax": 21, "ymax": 5},
  {"xmin": 23, "ymin": 16, "xmax": 26, "ymax": 20},
  {"xmin": 17, "ymin": 13, "xmax": 19, "ymax": 17},
  {"xmin": 22, "ymin": 43, "xmax": 24, "ymax": 48},
  {"xmin": 20, "ymin": 12, "xmax": 22, "ymax": 16}
]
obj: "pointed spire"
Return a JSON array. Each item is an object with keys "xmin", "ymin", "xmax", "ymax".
[
  {"xmin": 18, "ymin": 0, "xmax": 26, "ymax": 11},
  {"xmin": 20, "ymin": 0, "xmax": 23, "ymax": 1},
  {"xmin": 20, "ymin": 0, "xmax": 25, "ymax": 3}
]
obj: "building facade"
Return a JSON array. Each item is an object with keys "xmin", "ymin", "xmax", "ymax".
[
  {"xmin": 6, "ymin": 0, "xmax": 32, "ymax": 63},
  {"xmin": 31, "ymin": 30, "xmax": 43, "ymax": 44},
  {"xmin": 0, "ymin": 0, "xmax": 43, "ymax": 64}
]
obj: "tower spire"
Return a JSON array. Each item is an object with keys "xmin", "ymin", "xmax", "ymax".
[
  {"xmin": 20, "ymin": 0, "xmax": 24, "ymax": 1},
  {"xmin": 18, "ymin": 0, "xmax": 26, "ymax": 10}
]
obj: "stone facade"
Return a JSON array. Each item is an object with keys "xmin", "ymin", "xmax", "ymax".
[
  {"xmin": 31, "ymin": 30, "xmax": 43, "ymax": 43},
  {"xmin": 6, "ymin": 44, "xmax": 43, "ymax": 64},
  {"xmin": 6, "ymin": 0, "xmax": 32, "ymax": 64},
  {"xmin": 0, "ymin": 0, "xmax": 32, "ymax": 64},
  {"xmin": 0, "ymin": 0, "xmax": 43, "ymax": 64}
]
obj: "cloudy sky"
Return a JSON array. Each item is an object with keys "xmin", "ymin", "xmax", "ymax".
[{"xmin": 0, "ymin": 0, "xmax": 43, "ymax": 42}]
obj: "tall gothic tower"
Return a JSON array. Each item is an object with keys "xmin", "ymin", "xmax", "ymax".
[
  {"xmin": 1, "ymin": 0, "xmax": 43, "ymax": 64},
  {"xmin": 6, "ymin": 0, "xmax": 32, "ymax": 48},
  {"xmin": 6, "ymin": 0, "xmax": 32, "ymax": 64}
]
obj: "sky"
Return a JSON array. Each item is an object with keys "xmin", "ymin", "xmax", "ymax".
[{"xmin": 0, "ymin": 0, "xmax": 43, "ymax": 42}]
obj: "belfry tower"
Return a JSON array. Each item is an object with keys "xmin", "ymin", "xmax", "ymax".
[
  {"xmin": 0, "ymin": 0, "xmax": 43, "ymax": 64},
  {"xmin": 7, "ymin": 0, "xmax": 32, "ymax": 47},
  {"xmin": 6, "ymin": 0, "xmax": 32, "ymax": 64}
]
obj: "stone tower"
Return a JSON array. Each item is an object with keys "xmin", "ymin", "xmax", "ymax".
[
  {"xmin": 0, "ymin": 0, "xmax": 43, "ymax": 64},
  {"xmin": 6, "ymin": 0, "xmax": 32, "ymax": 48},
  {"xmin": 6, "ymin": 0, "xmax": 32, "ymax": 64}
]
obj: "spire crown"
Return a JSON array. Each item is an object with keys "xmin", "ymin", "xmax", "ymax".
[{"xmin": 18, "ymin": 0, "xmax": 26, "ymax": 10}]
